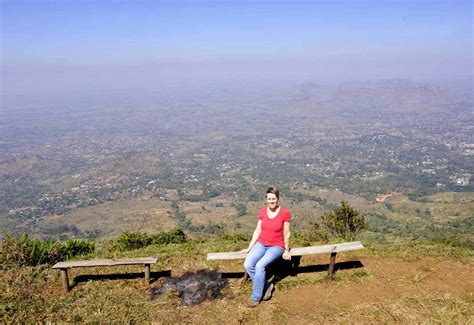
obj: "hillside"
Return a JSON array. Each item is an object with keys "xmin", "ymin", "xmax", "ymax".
[{"xmin": 1, "ymin": 238, "xmax": 472, "ymax": 323}]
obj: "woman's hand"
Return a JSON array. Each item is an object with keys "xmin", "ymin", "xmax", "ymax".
[
  {"xmin": 239, "ymin": 248, "xmax": 250, "ymax": 253},
  {"xmin": 282, "ymin": 249, "xmax": 291, "ymax": 260}
]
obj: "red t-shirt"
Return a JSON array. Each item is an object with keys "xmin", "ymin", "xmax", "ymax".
[{"xmin": 258, "ymin": 207, "xmax": 291, "ymax": 248}]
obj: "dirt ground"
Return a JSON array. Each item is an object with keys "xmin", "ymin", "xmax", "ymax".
[
  {"xmin": 152, "ymin": 255, "xmax": 473, "ymax": 324},
  {"xmin": 273, "ymin": 256, "xmax": 473, "ymax": 323}
]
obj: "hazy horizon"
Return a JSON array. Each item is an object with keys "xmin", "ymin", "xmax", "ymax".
[{"xmin": 1, "ymin": 0, "xmax": 472, "ymax": 107}]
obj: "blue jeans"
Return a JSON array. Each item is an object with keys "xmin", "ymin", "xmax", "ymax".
[{"xmin": 244, "ymin": 241, "xmax": 284, "ymax": 301}]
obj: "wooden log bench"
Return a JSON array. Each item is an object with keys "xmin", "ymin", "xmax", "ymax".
[
  {"xmin": 207, "ymin": 241, "xmax": 364, "ymax": 280},
  {"xmin": 52, "ymin": 256, "xmax": 158, "ymax": 292}
]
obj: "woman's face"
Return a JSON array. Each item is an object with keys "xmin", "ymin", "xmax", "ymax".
[{"xmin": 266, "ymin": 193, "xmax": 279, "ymax": 210}]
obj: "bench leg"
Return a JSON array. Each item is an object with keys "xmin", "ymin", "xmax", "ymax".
[
  {"xmin": 145, "ymin": 264, "xmax": 151, "ymax": 284},
  {"xmin": 328, "ymin": 252, "xmax": 337, "ymax": 277},
  {"xmin": 240, "ymin": 271, "xmax": 249, "ymax": 287},
  {"xmin": 60, "ymin": 269, "xmax": 70, "ymax": 292},
  {"xmin": 291, "ymin": 256, "xmax": 301, "ymax": 276}
]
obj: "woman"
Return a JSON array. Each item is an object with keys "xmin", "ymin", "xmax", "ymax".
[{"xmin": 241, "ymin": 186, "xmax": 291, "ymax": 307}]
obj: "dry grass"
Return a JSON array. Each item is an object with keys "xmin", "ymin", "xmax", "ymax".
[
  {"xmin": 1, "ymin": 240, "xmax": 473, "ymax": 323},
  {"xmin": 345, "ymin": 293, "xmax": 474, "ymax": 324}
]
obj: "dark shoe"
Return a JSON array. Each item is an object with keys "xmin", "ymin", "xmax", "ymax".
[
  {"xmin": 247, "ymin": 299, "xmax": 260, "ymax": 308},
  {"xmin": 262, "ymin": 283, "xmax": 274, "ymax": 301}
]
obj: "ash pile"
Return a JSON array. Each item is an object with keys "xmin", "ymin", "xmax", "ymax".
[{"xmin": 151, "ymin": 270, "xmax": 228, "ymax": 305}]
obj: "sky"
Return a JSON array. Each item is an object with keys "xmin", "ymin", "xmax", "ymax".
[{"xmin": 1, "ymin": 0, "xmax": 472, "ymax": 106}]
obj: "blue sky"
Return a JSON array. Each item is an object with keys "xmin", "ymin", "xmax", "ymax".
[
  {"xmin": 2, "ymin": 0, "xmax": 472, "ymax": 63},
  {"xmin": 1, "ymin": 0, "xmax": 472, "ymax": 103}
]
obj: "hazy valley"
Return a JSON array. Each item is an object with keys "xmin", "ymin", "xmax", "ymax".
[{"xmin": 1, "ymin": 79, "xmax": 473, "ymax": 245}]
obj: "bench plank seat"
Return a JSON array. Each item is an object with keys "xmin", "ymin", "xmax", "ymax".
[
  {"xmin": 52, "ymin": 257, "xmax": 158, "ymax": 269},
  {"xmin": 207, "ymin": 241, "xmax": 364, "ymax": 279},
  {"xmin": 207, "ymin": 241, "xmax": 364, "ymax": 260}
]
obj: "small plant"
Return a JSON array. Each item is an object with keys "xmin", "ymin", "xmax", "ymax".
[
  {"xmin": 410, "ymin": 272, "xmax": 429, "ymax": 283},
  {"xmin": 347, "ymin": 270, "xmax": 371, "ymax": 281},
  {"xmin": 307, "ymin": 201, "xmax": 368, "ymax": 242}
]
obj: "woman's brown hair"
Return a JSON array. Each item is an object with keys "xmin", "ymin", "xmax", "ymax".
[{"xmin": 266, "ymin": 186, "xmax": 280, "ymax": 200}]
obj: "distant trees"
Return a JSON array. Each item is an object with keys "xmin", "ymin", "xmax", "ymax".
[
  {"xmin": 234, "ymin": 203, "xmax": 247, "ymax": 217},
  {"xmin": 248, "ymin": 191, "xmax": 261, "ymax": 202},
  {"xmin": 170, "ymin": 201, "xmax": 192, "ymax": 229},
  {"xmin": 307, "ymin": 201, "xmax": 367, "ymax": 241},
  {"xmin": 181, "ymin": 187, "xmax": 221, "ymax": 202}
]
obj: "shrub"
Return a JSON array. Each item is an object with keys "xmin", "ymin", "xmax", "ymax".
[
  {"xmin": 152, "ymin": 228, "xmax": 187, "ymax": 245},
  {"xmin": 0, "ymin": 233, "xmax": 31, "ymax": 267},
  {"xmin": 307, "ymin": 201, "xmax": 368, "ymax": 242},
  {"xmin": 115, "ymin": 232, "xmax": 153, "ymax": 251},
  {"xmin": 235, "ymin": 203, "xmax": 247, "ymax": 217},
  {"xmin": 115, "ymin": 228, "xmax": 188, "ymax": 251},
  {"xmin": 62, "ymin": 239, "xmax": 95, "ymax": 259},
  {"xmin": 0, "ymin": 233, "xmax": 95, "ymax": 267},
  {"xmin": 27, "ymin": 239, "xmax": 64, "ymax": 265},
  {"xmin": 217, "ymin": 232, "xmax": 249, "ymax": 243}
]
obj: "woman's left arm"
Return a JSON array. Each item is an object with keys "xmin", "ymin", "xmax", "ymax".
[{"xmin": 282, "ymin": 221, "xmax": 291, "ymax": 260}]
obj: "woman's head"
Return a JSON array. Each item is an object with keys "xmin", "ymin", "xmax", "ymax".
[
  {"xmin": 266, "ymin": 186, "xmax": 280, "ymax": 200},
  {"xmin": 266, "ymin": 186, "xmax": 280, "ymax": 210}
]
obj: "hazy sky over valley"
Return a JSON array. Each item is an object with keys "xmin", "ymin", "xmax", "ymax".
[{"xmin": 1, "ymin": 0, "xmax": 472, "ymax": 106}]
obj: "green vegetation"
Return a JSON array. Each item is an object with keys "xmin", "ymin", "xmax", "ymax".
[
  {"xmin": 0, "ymin": 233, "xmax": 95, "ymax": 268},
  {"xmin": 0, "ymin": 230, "xmax": 472, "ymax": 322},
  {"xmin": 234, "ymin": 203, "xmax": 247, "ymax": 217},
  {"xmin": 307, "ymin": 201, "xmax": 368, "ymax": 242},
  {"xmin": 114, "ymin": 228, "xmax": 187, "ymax": 251}
]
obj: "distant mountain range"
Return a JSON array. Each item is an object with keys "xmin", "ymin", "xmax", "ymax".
[{"xmin": 292, "ymin": 79, "xmax": 471, "ymax": 113}]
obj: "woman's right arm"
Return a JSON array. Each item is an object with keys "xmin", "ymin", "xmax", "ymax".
[{"xmin": 241, "ymin": 220, "xmax": 262, "ymax": 253}]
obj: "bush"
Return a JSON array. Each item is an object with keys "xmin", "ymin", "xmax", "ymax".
[
  {"xmin": 235, "ymin": 203, "xmax": 247, "ymax": 217},
  {"xmin": 307, "ymin": 201, "xmax": 368, "ymax": 242},
  {"xmin": 0, "ymin": 233, "xmax": 31, "ymax": 267},
  {"xmin": 115, "ymin": 228, "xmax": 188, "ymax": 251},
  {"xmin": 27, "ymin": 239, "xmax": 64, "ymax": 266},
  {"xmin": 62, "ymin": 239, "xmax": 95, "ymax": 259},
  {"xmin": 217, "ymin": 232, "xmax": 249, "ymax": 243},
  {"xmin": 115, "ymin": 232, "xmax": 153, "ymax": 251},
  {"xmin": 0, "ymin": 233, "xmax": 95, "ymax": 267},
  {"xmin": 151, "ymin": 228, "xmax": 187, "ymax": 245}
]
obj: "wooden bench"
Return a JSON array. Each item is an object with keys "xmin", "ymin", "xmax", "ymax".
[
  {"xmin": 52, "ymin": 256, "xmax": 158, "ymax": 292},
  {"xmin": 207, "ymin": 241, "xmax": 364, "ymax": 279}
]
